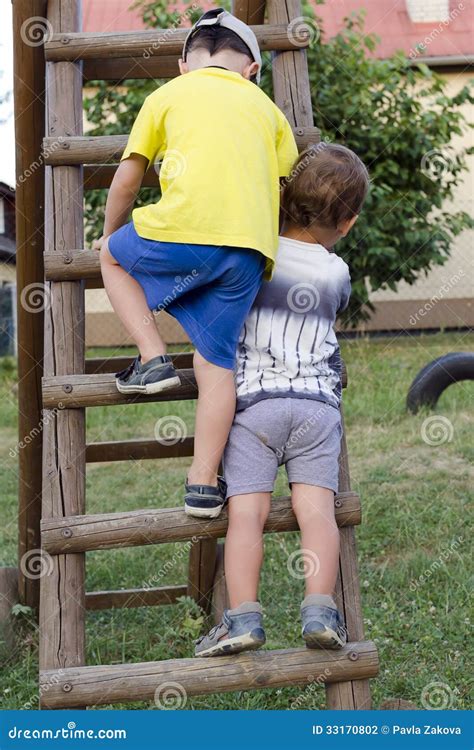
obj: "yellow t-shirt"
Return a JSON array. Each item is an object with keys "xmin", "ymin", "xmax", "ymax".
[{"xmin": 122, "ymin": 67, "xmax": 298, "ymax": 274}]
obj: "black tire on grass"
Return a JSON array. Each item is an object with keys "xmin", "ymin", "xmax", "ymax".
[{"xmin": 406, "ymin": 352, "xmax": 474, "ymax": 413}]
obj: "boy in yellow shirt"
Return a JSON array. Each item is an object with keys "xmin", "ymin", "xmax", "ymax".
[{"xmin": 94, "ymin": 9, "xmax": 298, "ymax": 517}]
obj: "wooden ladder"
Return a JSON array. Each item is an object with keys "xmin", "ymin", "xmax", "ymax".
[{"xmin": 39, "ymin": 0, "xmax": 378, "ymax": 709}]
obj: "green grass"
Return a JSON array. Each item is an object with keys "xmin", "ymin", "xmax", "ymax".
[{"xmin": 1, "ymin": 331, "xmax": 473, "ymax": 710}]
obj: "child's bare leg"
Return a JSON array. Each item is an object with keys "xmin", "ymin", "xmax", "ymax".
[
  {"xmin": 291, "ymin": 483, "xmax": 340, "ymax": 596},
  {"xmin": 100, "ymin": 239, "xmax": 166, "ymax": 363},
  {"xmin": 225, "ymin": 493, "xmax": 271, "ymax": 608},
  {"xmin": 187, "ymin": 351, "xmax": 236, "ymax": 486}
]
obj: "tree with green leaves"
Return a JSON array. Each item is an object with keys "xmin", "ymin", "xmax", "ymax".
[{"xmin": 84, "ymin": 0, "xmax": 473, "ymax": 323}]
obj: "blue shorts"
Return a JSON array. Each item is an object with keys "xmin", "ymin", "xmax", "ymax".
[{"xmin": 108, "ymin": 221, "xmax": 265, "ymax": 369}]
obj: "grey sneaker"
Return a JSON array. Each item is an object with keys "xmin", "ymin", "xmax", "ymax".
[
  {"xmin": 184, "ymin": 476, "xmax": 227, "ymax": 519},
  {"xmin": 301, "ymin": 594, "xmax": 347, "ymax": 649},
  {"xmin": 115, "ymin": 355, "xmax": 181, "ymax": 395},
  {"xmin": 195, "ymin": 602, "xmax": 266, "ymax": 658}
]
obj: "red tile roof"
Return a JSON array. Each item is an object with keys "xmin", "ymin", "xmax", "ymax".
[{"xmin": 82, "ymin": 0, "xmax": 473, "ymax": 58}]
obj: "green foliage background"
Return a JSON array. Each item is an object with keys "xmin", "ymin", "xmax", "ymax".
[{"xmin": 84, "ymin": 0, "xmax": 473, "ymax": 324}]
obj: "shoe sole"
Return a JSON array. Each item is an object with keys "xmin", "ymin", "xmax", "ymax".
[
  {"xmin": 116, "ymin": 375, "xmax": 181, "ymax": 395},
  {"xmin": 195, "ymin": 631, "xmax": 266, "ymax": 658},
  {"xmin": 304, "ymin": 626, "xmax": 346, "ymax": 650},
  {"xmin": 184, "ymin": 503, "xmax": 225, "ymax": 519}
]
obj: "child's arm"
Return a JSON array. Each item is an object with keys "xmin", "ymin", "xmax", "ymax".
[
  {"xmin": 103, "ymin": 154, "xmax": 148, "ymax": 237},
  {"xmin": 91, "ymin": 154, "xmax": 147, "ymax": 250},
  {"xmin": 92, "ymin": 92, "xmax": 162, "ymax": 250}
]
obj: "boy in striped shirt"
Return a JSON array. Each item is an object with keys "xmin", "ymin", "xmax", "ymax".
[{"xmin": 195, "ymin": 143, "xmax": 369, "ymax": 657}]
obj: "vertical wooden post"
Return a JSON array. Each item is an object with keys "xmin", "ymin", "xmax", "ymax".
[
  {"xmin": 266, "ymin": 0, "xmax": 313, "ymax": 128},
  {"xmin": 39, "ymin": 0, "xmax": 86, "ymax": 704},
  {"xmin": 12, "ymin": 0, "xmax": 47, "ymax": 611},
  {"xmin": 0, "ymin": 567, "xmax": 19, "ymax": 662},
  {"xmin": 325, "ymin": 410, "xmax": 372, "ymax": 709},
  {"xmin": 188, "ymin": 538, "xmax": 218, "ymax": 616},
  {"xmin": 232, "ymin": 0, "xmax": 266, "ymax": 25},
  {"xmin": 267, "ymin": 0, "xmax": 372, "ymax": 709}
]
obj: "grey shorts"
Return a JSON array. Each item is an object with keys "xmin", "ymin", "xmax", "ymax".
[{"xmin": 223, "ymin": 398, "xmax": 342, "ymax": 497}]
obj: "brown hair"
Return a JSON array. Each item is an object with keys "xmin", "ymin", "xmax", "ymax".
[
  {"xmin": 281, "ymin": 142, "xmax": 370, "ymax": 230},
  {"xmin": 186, "ymin": 26, "xmax": 253, "ymax": 60}
]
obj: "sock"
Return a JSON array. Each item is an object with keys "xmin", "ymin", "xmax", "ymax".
[
  {"xmin": 228, "ymin": 601, "xmax": 262, "ymax": 616},
  {"xmin": 302, "ymin": 594, "xmax": 337, "ymax": 610}
]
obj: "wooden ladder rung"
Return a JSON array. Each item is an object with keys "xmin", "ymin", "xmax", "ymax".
[
  {"xmin": 41, "ymin": 492, "xmax": 361, "ymax": 556},
  {"xmin": 43, "ymin": 127, "xmax": 320, "ymax": 167},
  {"xmin": 86, "ymin": 584, "xmax": 187, "ymax": 610},
  {"xmin": 40, "ymin": 641, "xmax": 379, "ymax": 708},
  {"xmin": 84, "ymin": 164, "xmax": 161, "ymax": 190},
  {"xmin": 42, "ymin": 368, "xmax": 347, "ymax": 409},
  {"xmin": 42, "ymin": 370, "xmax": 197, "ymax": 408},
  {"xmin": 83, "ymin": 56, "xmax": 180, "ymax": 83},
  {"xmin": 45, "ymin": 249, "xmax": 103, "ymax": 281},
  {"xmin": 85, "ymin": 352, "xmax": 194, "ymax": 374},
  {"xmin": 86, "ymin": 437, "xmax": 195, "ymax": 463},
  {"xmin": 44, "ymin": 24, "xmax": 311, "ymax": 62}
]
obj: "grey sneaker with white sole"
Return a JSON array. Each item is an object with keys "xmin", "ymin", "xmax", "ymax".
[
  {"xmin": 184, "ymin": 476, "xmax": 227, "ymax": 519},
  {"xmin": 115, "ymin": 355, "xmax": 181, "ymax": 395},
  {"xmin": 301, "ymin": 594, "xmax": 347, "ymax": 650},
  {"xmin": 195, "ymin": 602, "xmax": 266, "ymax": 658}
]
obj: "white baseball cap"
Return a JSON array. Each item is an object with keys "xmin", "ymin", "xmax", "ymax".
[{"xmin": 183, "ymin": 8, "xmax": 262, "ymax": 83}]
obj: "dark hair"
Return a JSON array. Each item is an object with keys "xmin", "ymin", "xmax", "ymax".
[
  {"xmin": 186, "ymin": 26, "xmax": 253, "ymax": 60},
  {"xmin": 281, "ymin": 143, "xmax": 370, "ymax": 230}
]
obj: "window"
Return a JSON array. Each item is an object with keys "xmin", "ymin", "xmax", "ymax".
[{"xmin": 406, "ymin": 0, "xmax": 450, "ymax": 22}]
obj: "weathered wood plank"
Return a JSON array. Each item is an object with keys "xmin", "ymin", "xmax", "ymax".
[
  {"xmin": 267, "ymin": 0, "xmax": 314, "ymax": 128},
  {"xmin": 42, "ymin": 366, "xmax": 346, "ymax": 410},
  {"xmin": 39, "ymin": 0, "xmax": 86, "ymax": 700},
  {"xmin": 84, "ymin": 163, "xmax": 160, "ymax": 190},
  {"xmin": 83, "ymin": 55, "xmax": 179, "ymax": 82},
  {"xmin": 40, "ymin": 641, "xmax": 379, "ymax": 708},
  {"xmin": 45, "ymin": 24, "xmax": 310, "ymax": 61},
  {"xmin": 41, "ymin": 492, "xmax": 361, "ymax": 555},
  {"xmin": 85, "ymin": 585, "xmax": 187, "ymax": 610},
  {"xmin": 85, "ymin": 352, "xmax": 193, "ymax": 375},
  {"xmin": 232, "ymin": 0, "xmax": 266, "ymax": 25},
  {"xmin": 0, "ymin": 567, "xmax": 19, "ymax": 659},
  {"xmin": 13, "ymin": 0, "xmax": 47, "ymax": 611},
  {"xmin": 86, "ymin": 437, "xmax": 195, "ymax": 463},
  {"xmin": 326, "ymin": 409, "xmax": 372, "ymax": 709},
  {"xmin": 42, "ymin": 369, "xmax": 197, "ymax": 408},
  {"xmin": 187, "ymin": 539, "xmax": 218, "ymax": 615},
  {"xmin": 211, "ymin": 543, "xmax": 229, "ymax": 624},
  {"xmin": 43, "ymin": 127, "xmax": 320, "ymax": 166}
]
